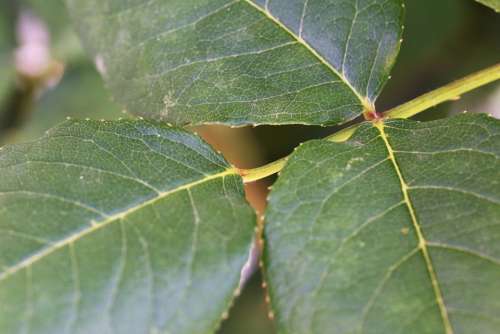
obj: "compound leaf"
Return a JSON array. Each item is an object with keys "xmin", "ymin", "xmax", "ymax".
[
  {"xmin": 265, "ymin": 113, "xmax": 500, "ymax": 333},
  {"xmin": 66, "ymin": 0, "xmax": 404, "ymax": 126},
  {"xmin": 0, "ymin": 120, "xmax": 255, "ymax": 334}
]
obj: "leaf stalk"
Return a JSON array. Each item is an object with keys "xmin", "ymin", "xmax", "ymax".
[
  {"xmin": 384, "ymin": 63, "xmax": 500, "ymax": 120},
  {"xmin": 239, "ymin": 63, "xmax": 500, "ymax": 183}
]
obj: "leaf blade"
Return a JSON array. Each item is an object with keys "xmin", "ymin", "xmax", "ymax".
[
  {"xmin": 0, "ymin": 120, "xmax": 255, "ymax": 334},
  {"xmin": 242, "ymin": 0, "xmax": 369, "ymax": 108},
  {"xmin": 66, "ymin": 0, "xmax": 404, "ymax": 126},
  {"xmin": 265, "ymin": 114, "xmax": 500, "ymax": 333},
  {"xmin": 374, "ymin": 120, "xmax": 453, "ymax": 334}
]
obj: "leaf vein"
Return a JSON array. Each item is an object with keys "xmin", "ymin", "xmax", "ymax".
[
  {"xmin": 408, "ymin": 185, "xmax": 500, "ymax": 205},
  {"xmin": 141, "ymin": 41, "xmax": 299, "ymax": 80},
  {"xmin": 374, "ymin": 121, "xmax": 454, "ymax": 334},
  {"xmin": 0, "ymin": 169, "xmax": 237, "ymax": 282},
  {"xmin": 359, "ymin": 248, "xmax": 420, "ymax": 333},
  {"xmin": 241, "ymin": 0, "xmax": 369, "ymax": 109},
  {"xmin": 427, "ymin": 242, "xmax": 500, "ymax": 267},
  {"xmin": 0, "ymin": 190, "xmax": 108, "ymax": 218}
]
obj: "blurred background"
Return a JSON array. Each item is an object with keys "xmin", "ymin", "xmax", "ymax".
[{"xmin": 0, "ymin": 0, "xmax": 498, "ymax": 332}]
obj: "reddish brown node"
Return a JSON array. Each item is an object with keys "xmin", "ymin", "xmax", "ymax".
[{"xmin": 363, "ymin": 109, "xmax": 384, "ymax": 121}]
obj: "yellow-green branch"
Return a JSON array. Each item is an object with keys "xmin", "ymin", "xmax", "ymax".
[
  {"xmin": 240, "ymin": 63, "xmax": 500, "ymax": 183},
  {"xmin": 240, "ymin": 124, "xmax": 358, "ymax": 183},
  {"xmin": 385, "ymin": 63, "xmax": 500, "ymax": 120}
]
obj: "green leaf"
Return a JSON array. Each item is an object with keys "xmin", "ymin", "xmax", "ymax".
[
  {"xmin": 14, "ymin": 64, "xmax": 123, "ymax": 143},
  {"xmin": 265, "ymin": 113, "xmax": 500, "ymax": 333},
  {"xmin": 66, "ymin": 0, "xmax": 404, "ymax": 126},
  {"xmin": 0, "ymin": 120, "xmax": 255, "ymax": 333},
  {"xmin": 0, "ymin": 7, "xmax": 14, "ymax": 108},
  {"xmin": 474, "ymin": 0, "xmax": 500, "ymax": 12}
]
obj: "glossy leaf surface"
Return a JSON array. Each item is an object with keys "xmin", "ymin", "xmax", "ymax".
[
  {"xmin": 66, "ymin": 0, "xmax": 404, "ymax": 126},
  {"xmin": 265, "ymin": 114, "xmax": 500, "ymax": 333},
  {"xmin": 0, "ymin": 120, "xmax": 255, "ymax": 334}
]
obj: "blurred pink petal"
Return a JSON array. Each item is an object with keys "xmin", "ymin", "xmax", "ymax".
[{"xmin": 15, "ymin": 11, "xmax": 52, "ymax": 78}]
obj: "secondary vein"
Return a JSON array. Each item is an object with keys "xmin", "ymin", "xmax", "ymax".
[
  {"xmin": 241, "ymin": 0, "xmax": 371, "ymax": 112},
  {"xmin": 374, "ymin": 121, "xmax": 454, "ymax": 334},
  {"xmin": 0, "ymin": 168, "xmax": 238, "ymax": 282}
]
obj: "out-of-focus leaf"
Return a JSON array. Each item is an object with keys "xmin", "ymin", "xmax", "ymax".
[
  {"xmin": 265, "ymin": 114, "xmax": 500, "ymax": 333},
  {"xmin": 13, "ymin": 64, "xmax": 122, "ymax": 143},
  {"xmin": 0, "ymin": 7, "xmax": 14, "ymax": 108},
  {"xmin": 66, "ymin": 0, "xmax": 404, "ymax": 126},
  {"xmin": 0, "ymin": 120, "xmax": 255, "ymax": 334}
]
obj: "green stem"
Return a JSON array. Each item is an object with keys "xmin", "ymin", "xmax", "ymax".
[
  {"xmin": 384, "ymin": 63, "xmax": 500, "ymax": 120},
  {"xmin": 325, "ymin": 123, "xmax": 360, "ymax": 142},
  {"xmin": 240, "ymin": 63, "xmax": 500, "ymax": 183},
  {"xmin": 240, "ymin": 124, "xmax": 358, "ymax": 183},
  {"xmin": 240, "ymin": 157, "xmax": 288, "ymax": 183}
]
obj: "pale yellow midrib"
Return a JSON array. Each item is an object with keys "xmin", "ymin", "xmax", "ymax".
[
  {"xmin": 0, "ymin": 168, "xmax": 237, "ymax": 282},
  {"xmin": 241, "ymin": 0, "xmax": 371, "ymax": 111},
  {"xmin": 374, "ymin": 121, "xmax": 454, "ymax": 334}
]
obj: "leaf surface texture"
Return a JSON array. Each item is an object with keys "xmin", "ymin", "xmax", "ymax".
[
  {"xmin": 0, "ymin": 120, "xmax": 255, "ymax": 334},
  {"xmin": 66, "ymin": 0, "xmax": 404, "ymax": 126},
  {"xmin": 265, "ymin": 114, "xmax": 500, "ymax": 333}
]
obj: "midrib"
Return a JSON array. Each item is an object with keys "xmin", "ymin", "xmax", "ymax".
[
  {"xmin": 374, "ymin": 121, "xmax": 454, "ymax": 334},
  {"xmin": 241, "ymin": 0, "xmax": 371, "ymax": 112},
  {"xmin": 0, "ymin": 168, "xmax": 237, "ymax": 282}
]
